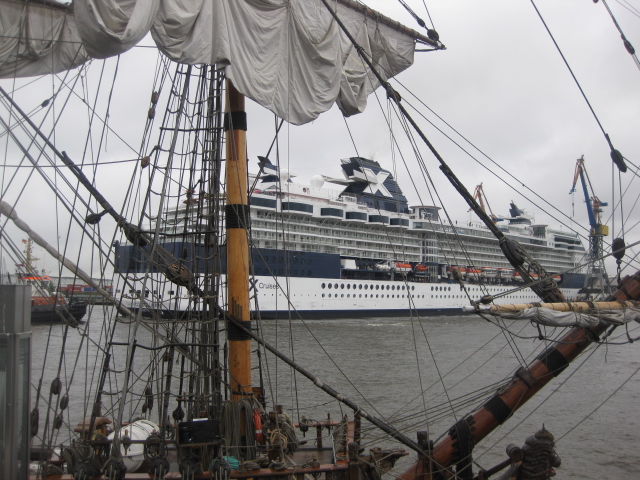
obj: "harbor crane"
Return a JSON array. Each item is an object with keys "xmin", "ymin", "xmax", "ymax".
[
  {"xmin": 570, "ymin": 155, "xmax": 611, "ymax": 299},
  {"xmin": 470, "ymin": 183, "xmax": 499, "ymax": 223}
]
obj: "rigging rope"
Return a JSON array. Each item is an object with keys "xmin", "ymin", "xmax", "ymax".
[{"xmin": 528, "ymin": 0, "xmax": 627, "ymax": 174}]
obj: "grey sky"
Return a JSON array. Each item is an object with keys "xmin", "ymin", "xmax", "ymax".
[{"xmin": 1, "ymin": 0, "xmax": 638, "ymax": 276}]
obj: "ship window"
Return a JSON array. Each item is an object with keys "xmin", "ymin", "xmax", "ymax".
[
  {"xmin": 401, "ymin": 286, "xmax": 405, "ymax": 291},
  {"xmin": 370, "ymin": 284, "xmax": 373, "ymax": 290},
  {"xmin": 334, "ymin": 283, "xmax": 338, "ymax": 289},
  {"xmin": 412, "ymin": 286, "xmax": 415, "ymax": 291},
  {"xmin": 169, "ymin": 290, "xmax": 174, "ymax": 295},
  {"xmin": 341, "ymin": 284, "xmax": 344, "ymax": 289},
  {"xmin": 375, "ymin": 285, "xmax": 379, "ymax": 290},
  {"xmin": 347, "ymin": 284, "xmax": 351, "ymax": 289},
  {"xmin": 359, "ymin": 284, "xmax": 362, "ymax": 289},
  {"xmin": 328, "ymin": 283, "xmax": 332, "ymax": 289},
  {"xmin": 365, "ymin": 285, "xmax": 368, "ymax": 290},
  {"xmin": 431, "ymin": 286, "xmax": 433, "ymax": 291},
  {"xmin": 322, "ymin": 283, "xmax": 326, "ymax": 289},
  {"xmin": 322, "ymin": 294, "xmax": 325, "ymax": 298},
  {"xmin": 341, "ymin": 294, "xmax": 344, "ymax": 298},
  {"xmin": 386, "ymin": 285, "xmax": 390, "ymax": 290},
  {"xmin": 347, "ymin": 294, "xmax": 350, "ymax": 298}
]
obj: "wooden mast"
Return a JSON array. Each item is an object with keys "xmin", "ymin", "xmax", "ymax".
[
  {"xmin": 224, "ymin": 80, "xmax": 252, "ymax": 401},
  {"xmin": 398, "ymin": 271, "xmax": 640, "ymax": 479}
]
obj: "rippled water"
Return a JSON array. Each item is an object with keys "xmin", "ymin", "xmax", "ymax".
[{"xmin": 31, "ymin": 311, "xmax": 640, "ymax": 478}]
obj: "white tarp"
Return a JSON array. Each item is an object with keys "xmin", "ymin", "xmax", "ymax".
[
  {"xmin": 0, "ymin": 2, "xmax": 87, "ymax": 78},
  {"xmin": 495, "ymin": 307, "xmax": 640, "ymax": 328},
  {"xmin": 0, "ymin": 0, "xmax": 418, "ymax": 125}
]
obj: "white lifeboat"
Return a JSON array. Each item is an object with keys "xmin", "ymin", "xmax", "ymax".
[
  {"xmin": 467, "ymin": 268, "xmax": 481, "ymax": 280},
  {"xmin": 394, "ymin": 263, "xmax": 412, "ymax": 273},
  {"xmin": 480, "ymin": 267, "xmax": 497, "ymax": 279},
  {"xmin": 374, "ymin": 261, "xmax": 392, "ymax": 272},
  {"xmin": 497, "ymin": 268, "xmax": 514, "ymax": 280},
  {"xmin": 107, "ymin": 419, "xmax": 160, "ymax": 472}
]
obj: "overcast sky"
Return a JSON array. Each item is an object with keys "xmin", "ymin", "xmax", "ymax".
[
  {"xmin": 1, "ymin": 0, "xmax": 639, "ymax": 276},
  {"xmin": 245, "ymin": 0, "xmax": 640, "ymax": 273}
]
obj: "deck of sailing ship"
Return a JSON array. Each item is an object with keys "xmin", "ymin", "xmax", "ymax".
[{"xmin": 1, "ymin": 1, "xmax": 639, "ymax": 480}]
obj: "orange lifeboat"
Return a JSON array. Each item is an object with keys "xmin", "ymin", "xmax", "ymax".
[
  {"xmin": 394, "ymin": 263, "xmax": 412, "ymax": 273},
  {"xmin": 467, "ymin": 268, "xmax": 481, "ymax": 280}
]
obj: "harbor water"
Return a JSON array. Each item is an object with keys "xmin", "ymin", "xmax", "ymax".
[{"xmin": 31, "ymin": 311, "xmax": 640, "ymax": 479}]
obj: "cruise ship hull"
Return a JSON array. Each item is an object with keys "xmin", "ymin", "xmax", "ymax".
[
  {"xmin": 121, "ymin": 268, "xmax": 583, "ymax": 320},
  {"xmin": 250, "ymin": 275, "xmax": 581, "ymax": 319}
]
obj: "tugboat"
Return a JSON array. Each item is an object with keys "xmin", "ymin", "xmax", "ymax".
[{"xmin": 15, "ymin": 239, "xmax": 87, "ymax": 326}]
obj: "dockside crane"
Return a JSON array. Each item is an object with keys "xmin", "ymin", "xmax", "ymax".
[
  {"xmin": 470, "ymin": 183, "xmax": 500, "ymax": 223},
  {"xmin": 570, "ymin": 155, "xmax": 611, "ymax": 299}
]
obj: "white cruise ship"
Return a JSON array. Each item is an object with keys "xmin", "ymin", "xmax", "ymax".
[{"xmin": 115, "ymin": 157, "xmax": 585, "ymax": 318}]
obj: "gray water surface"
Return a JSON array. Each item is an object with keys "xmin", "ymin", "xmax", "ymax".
[{"xmin": 31, "ymin": 312, "xmax": 640, "ymax": 479}]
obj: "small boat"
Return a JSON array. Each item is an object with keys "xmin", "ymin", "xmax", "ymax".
[
  {"xmin": 467, "ymin": 268, "xmax": 481, "ymax": 280},
  {"xmin": 497, "ymin": 267, "xmax": 514, "ymax": 281},
  {"xmin": 107, "ymin": 419, "xmax": 161, "ymax": 473},
  {"xmin": 13, "ymin": 240, "xmax": 87, "ymax": 325},
  {"xmin": 414, "ymin": 263, "xmax": 429, "ymax": 273},
  {"xmin": 394, "ymin": 262, "xmax": 412, "ymax": 273},
  {"xmin": 480, "ymin": 266, "xmax": 497, "ymax": 279}
]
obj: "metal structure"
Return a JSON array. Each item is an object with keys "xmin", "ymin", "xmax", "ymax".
[
  {"xmin": 0, "ymin": 285, "xmax": 32, "ymax": 480},
  {"xmin": 570, "ymin": 156, "xmax": 611, "ymax": 299}
]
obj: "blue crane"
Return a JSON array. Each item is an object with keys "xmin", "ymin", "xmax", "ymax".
[
  {"xmin": 570, "ymin": 156, "xmax": 608, "ymax": 239},
  {"xmin": 570, "ymin": 155, "xmax": 610, "ymax": 299}
]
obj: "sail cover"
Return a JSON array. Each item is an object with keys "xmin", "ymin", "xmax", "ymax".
[
  {"xmin": 0, "ymin": 2, "xmax": 88, "ymax": 79},
  {"xmin": 0, "ymin": 0, "xmax": 424, "ymax": 125}
]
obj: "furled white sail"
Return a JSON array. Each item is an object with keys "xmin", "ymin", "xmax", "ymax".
[
  {"xmin": 0, "ymin": 0, "xmax": 428, "ymax": 125},
  {"xmin": 496, "ymin": 307, "xmax": 640, "ymax": 328},
  {"xmin": 0, "ymin": 1, "xmax": 87, "ymax": 78}
]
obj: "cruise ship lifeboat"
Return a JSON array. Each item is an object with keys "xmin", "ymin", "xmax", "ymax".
[
  {"xmin": 415, "ymin": 264, "xmax": 429, "ymax": 273},
  {"xmin": 480, "ymin": 267, "xmax": 497, "ymax": 279},
  {"xmin": 513, "ymin": 272, "xmax": 541, "ymax": 282},
  {"xmin": 374, "ymin": 262, "xmax": 392, "ymax": 272},
  {"xmin": 497, "ymin": 268, "xmax": 514, "ymax": 280},
  {"xmin": 447, "ymin": 265, "xmax": 466, "ymax": 280},
  {"xmin": 394, "ymin": 263, "xmax": 412, "ymax": 273},
  {"xmin": 467, "ymin": 268, "xmax": 481, "ymax": 280}
]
